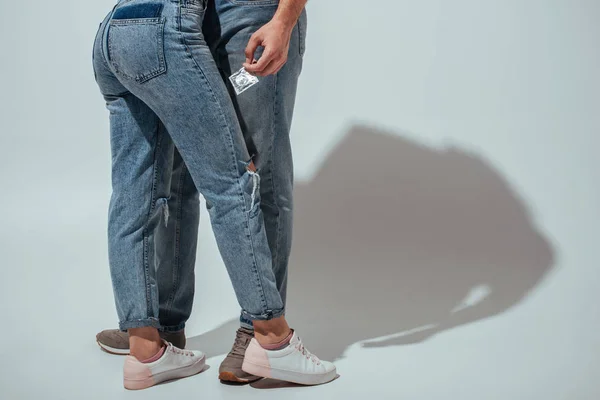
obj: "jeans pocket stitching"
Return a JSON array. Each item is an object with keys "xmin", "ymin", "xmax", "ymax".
[{"xmin": 107, "ymin": 17, "xmax": 167, "ymax": 83}]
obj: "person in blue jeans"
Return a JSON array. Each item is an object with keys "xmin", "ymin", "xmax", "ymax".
[{"xmin": 93, "ymin": 0, "xmax": 336, "ymax": 390}]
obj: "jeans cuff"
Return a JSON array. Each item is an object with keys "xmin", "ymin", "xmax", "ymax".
[
  {"xmin": 240, "ymin": 308, "xmax": 285, "ymax": 322},
  {"xmin": 160, "ymin": 322, "xmax": 186, "ymax": 333},
  {"xmin": 119, "ymin": 317, "xmax": 161, "ymax": 331},
  {"xmin": 239, "ymin": 314, "xmax": 254, "ymax": 330}
]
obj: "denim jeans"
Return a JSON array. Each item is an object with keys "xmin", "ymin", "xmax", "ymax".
[
  {"xmin": 206, "ymin": 0, "xmax": 306, "ymax": 329},
  {"xmin": 154, "ymin": 0, "xmax": 307, "ymax": 331},
  {"xmin": 92, "ymin": 0, "xmax": 304, "ymax": 330}
]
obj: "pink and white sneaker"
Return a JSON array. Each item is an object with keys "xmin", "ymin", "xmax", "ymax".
[
  {"xmin": 242, "ymin": 331, "xmax": 337, "ymax": 385},
  {"xmin": 123, "ymin": 340, "xmax": 205, "ymax": 390}
]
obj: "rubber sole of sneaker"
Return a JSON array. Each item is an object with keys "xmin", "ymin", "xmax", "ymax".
[
  {"xmin": 242, "ymin": 360, "xmax": 337, "ymax": 386},
  {"xmin": 218, "ymin": 370, "xmax": 261, "ymax": 384},
  {"xmin": 124, "ymin": 354, "xmax": 206, "ymax": 390},
  {"xmin": 97, "ymin": 340, "xmax": 129, "ymax": 356}
]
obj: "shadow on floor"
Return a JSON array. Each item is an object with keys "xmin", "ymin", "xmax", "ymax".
[
  {"xmin": 188, "ymin": 124, "xmax": 555, "ymax": 362},
  {"xmin": 186, "ymin": 318, "xmax": 240, "ymax": 359}
]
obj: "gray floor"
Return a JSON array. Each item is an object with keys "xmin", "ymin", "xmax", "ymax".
[{"xmin": 1, "ymin": 1, "xmax": 599, "ymax": 399}]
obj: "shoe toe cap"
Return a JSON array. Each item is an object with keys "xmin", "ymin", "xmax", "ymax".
[
  {"xmin": 192, "ymin": 350, "xmax": 206, "ymax": 360},
  {"xmin": 320, "ymin": 360, "xmax": 336, "ymax": 374}
]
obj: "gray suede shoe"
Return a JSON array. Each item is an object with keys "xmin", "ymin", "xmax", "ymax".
[
  {"xmin": 219, "ymin": 328, "xmax": 261, "ymax": 383},
  {"xmin": 96, "ymin": 329, "xmax": 186, "ymax": 355}
]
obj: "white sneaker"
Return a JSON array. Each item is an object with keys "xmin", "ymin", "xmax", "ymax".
[
  {"xmin": 123, "ymin": 340, "xmax": 206, "ymax": 390},
  {"xmin": 242, "ymin": 331, "xmax": 336, "ymax": 385}
]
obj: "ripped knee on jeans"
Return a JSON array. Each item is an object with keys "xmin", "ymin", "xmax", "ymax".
[
  {"xmin": 246, "ymin": 159, "xmax": 257, "ymax": 173},
  {"xmin": 155, "ymin": 197, "xmax": 169, "ymax": 227},
  {"xmin": 242, "ymin": 159, "xmax": 260, "ymax": 214}
]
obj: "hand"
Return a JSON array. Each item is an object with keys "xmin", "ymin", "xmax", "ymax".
[{"xmin": 243, "ymin": 19, "xmax": 293, "ymax": 76}]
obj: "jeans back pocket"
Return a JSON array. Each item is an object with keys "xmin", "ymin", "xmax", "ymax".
[{"xmin": 107, "ymin": 3, "xmax": 166, "ymax": 83}]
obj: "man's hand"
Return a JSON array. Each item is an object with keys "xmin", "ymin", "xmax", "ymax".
[
  {"xmin": 243, "ymin": 19, "xmax": 293, "ymax": 77},
  {"xmin": 243, "ymin": 0, "xmax": 307, "ymax": 76}
]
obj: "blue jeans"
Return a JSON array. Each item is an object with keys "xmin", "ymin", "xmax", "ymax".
[
  {"xmin": 93, "ymin": 0, "xmax": 306, "ymax": 331},
  {"xmin": 207, "ymin": 0, "xmax": 306, "ymax": 329}
]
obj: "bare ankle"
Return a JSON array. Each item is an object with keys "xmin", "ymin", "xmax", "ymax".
[
  {"xmin": 129, "ymin": 327, "xmax": 163, "ymax": 361},
  {"xmin": 252, "ymin": 316, "xmax": 291, "ymax": 345}
]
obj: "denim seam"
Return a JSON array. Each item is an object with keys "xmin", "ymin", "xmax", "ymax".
[
  {"xmin": 93, "ymin": 22, "xmax": 108, "ymax": 72},
  {"xmin": 226, "ymin": 0, "xmax": 279, "ymax": 6},
  {"xmin": 297, "ymin": 12, "xmax": 305, "ymax": 57},
  {"xmin": 110, "ymin": 18, "xmax": 162, "ymax": 25},
  {"xmin": 165, "ymin": 159, "xmax": 186, "ymax": 320},
  {"xmin": 98, "ymin": 5, "xmax": 117, "ymax": 70},
  {"xmin": 243, "ymin": 183, "xmax": 269, "ymax": 312},
  {"xmin": 270, "ymin": 72, "xmax": 282, "ymax": 282},
  {"xmin": 142, "ymin": 120, "xmax": 165, "ymax": 319},
  {"xmin": 177, "ymin": 5, "xmax": 269, "ymax": 312}
]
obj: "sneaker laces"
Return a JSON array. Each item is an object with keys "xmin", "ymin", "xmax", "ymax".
[
  {"xmin": 230, "ymin": 329, "xmax": 252, "ymax": 358},
  {"xmin": 168, "ymin": 342, "xmax": 195, "ymax": 357},
  {"xmin": 296, "ymin": 341, "xmax": 321, "ymax": 365}
]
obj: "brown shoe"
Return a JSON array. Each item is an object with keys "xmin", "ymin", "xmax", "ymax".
[
  {"xmin": 96, "ymin": 329, "xmax": 186, "ymax": 355},
  {"xmin": 218, "ymin": 328, "xmax": 261, "ymax": 383}
]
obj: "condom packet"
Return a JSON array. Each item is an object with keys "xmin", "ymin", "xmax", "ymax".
[{"xmin": 229, "ymin": 67, "xmax": 259, "ymax": 95}]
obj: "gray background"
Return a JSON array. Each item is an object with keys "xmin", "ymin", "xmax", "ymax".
[{"xmin": 1, "ymin": 0, "xmax": 599, "ymax": 399}]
